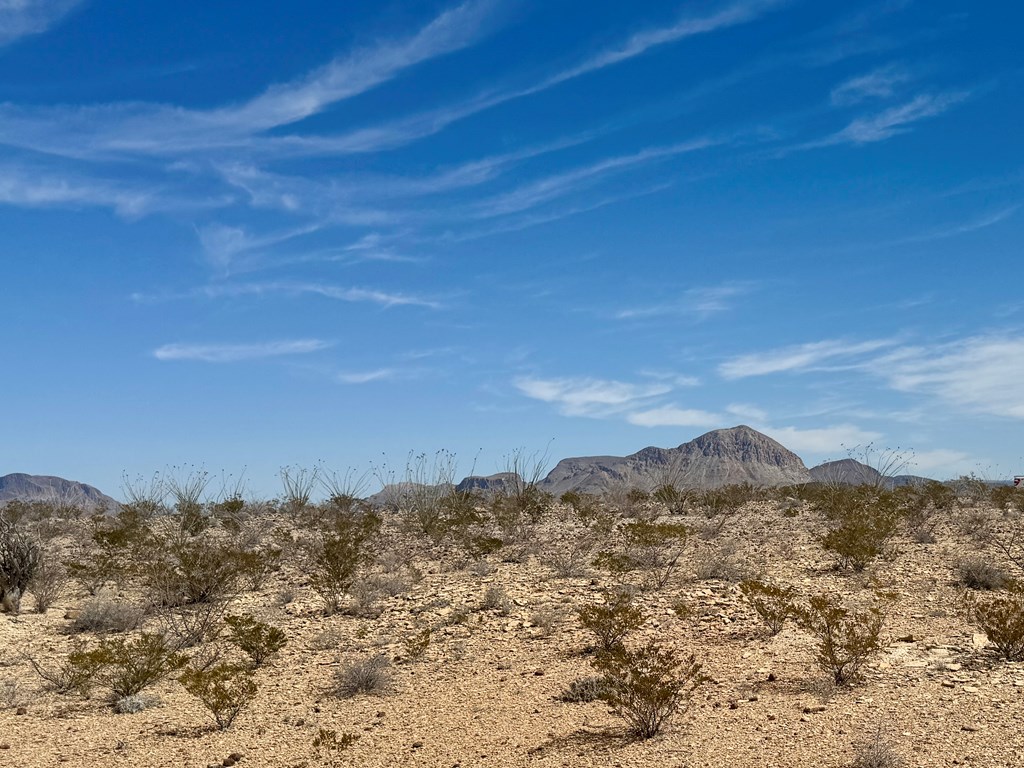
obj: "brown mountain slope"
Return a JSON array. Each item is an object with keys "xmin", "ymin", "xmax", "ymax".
[{"xmin": 540, "ymin": 425, "xmax": 810, "ymax": 495}]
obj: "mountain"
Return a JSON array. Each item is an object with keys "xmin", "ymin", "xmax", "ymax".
[
  {"xmin": 0, "ymin": 473, "xmax": 118, "ymax": 510},
  {"xmin": 808, "ymin": 459, "xmax": 931, "ymax": 488},
  {"xmin": 539, "ymin": 425, "xmax": 811, "ymax": 495}
]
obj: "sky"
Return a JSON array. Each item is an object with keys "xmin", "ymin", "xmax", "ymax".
[{"xmin": 1, "ymin": 0, "xmax": 1022, "ymax": 498}]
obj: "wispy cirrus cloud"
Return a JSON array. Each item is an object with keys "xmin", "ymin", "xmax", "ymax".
[
  {"xmin": 758, "ymin": 423, "xmax": 882, "ymax": 453},
  {"xmin": 514, "ymin": 375, "xmax": 671, "ymax": 418},
  {"xmin": 616, "ymin": 283, "xmax": 754, "ymax": 320},
  {"xmin": 0, "ymin": 0, "xmax": 84, "ymax": 47},
  {"xmin": 824, "ymin": 91, "xmax": 969, "ymax": 145},
  {"xmin": 0, "ymin": 0, "xmax": 500, "ymax": 158},
  {"xmin": 337, "ymin": 368, "xmax": 401, "ymax": 384},
  {"xmin": 830, "ymin": 63, "xmax": 913, "ymax": 105},
  {"xmin": 626, "ymin": 406, "xmax": 723, "ymax": 428},
  {"xmin": 871, "ymin": 335, "xmax": 1024, "ymax": 419},
  {"xmin": 133, "ymin": 281, "xmax": 442, "ymax": 309},
  {"xmin": 719, "ymin": 338, "xmax": 896, "ymax": 379},
  {"xmin": 153, "ymin": 339, "xmax": 333, "ymax": 363},
  {"xmin": 0, "ymin": 164, "xmax": 153, "ymax": 217}
]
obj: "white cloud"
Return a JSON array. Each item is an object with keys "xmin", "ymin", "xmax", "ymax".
[
  {"xmin": 830, "ymin": 64, "xmax": 912, "ymax": 105},
  {"xmin": 337, "ymin": 368, "xmax": 399, "ymax": 384},
  {"xmin": 0, "ymin": 165, "xmax": 152, "ymax": 217},
  {"xmin": 726, "ymin": 403, "xmax": 768, "ymax": 422},
  {"xmin": 153, "ymin": 339, "xmax": 333, "ymax": 363},
  {"xmin": 627, "ymin": 406, "xmax": 723, "ymax": 428},
  {"xmin": 0, "ymin": 0, "xmax": 499, "ymax": 157},
  {"xmin": 908, "ymin": 449, "xmax": 971, "ymax": 474},
  {"xmin": 829, "ymin": 91, "xmax": 968, "ymax": 145},
  {"xmin": 514, "ymin": 375, "xmax": 671, "ymax": 418},
  {"xmin": 758, "ymin": 424, "xmax": 882, "ymax": 454},
  {"xmin": 719, "ymin": 338, "xmax": 894, "ymax": 379},
  {"xmin": 617, "ymin": 283, "xmax": 752, "ymax": 320},
  {"xmin": 872, "ymin": 335, "xmax": 1024, "ymax": 419},
  {"xmin": 0, "ymin": 0, "xmax": 83, "ymax": 47},
  {"xmin": 134, "ymin": 281, "xmax": 441, "ymax": 309}
]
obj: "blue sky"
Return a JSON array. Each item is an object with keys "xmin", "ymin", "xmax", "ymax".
[{"xmin": 2, "ymin": 0, "xmax": 1022, "ymax": 497}]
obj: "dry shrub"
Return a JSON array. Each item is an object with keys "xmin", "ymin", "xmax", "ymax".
[
  {"xmin": 818, "ymin": 488, "xmax": 902, "ymax": 571},
  {"xmin": 958, "ymin": 557, "xmax": 1010, "ymax": 591},
  {"xmin": 68, "ymin": 632, "xmax": 188, "ymax": 701},
  {"xmin": 850, "ymin": 728, "xmax": 904, "ymax": 768},
  {"xmin": 0, "ymin": 517, "xmax": 41, "ymax": 614},
  {"xmin": 225, "ymin": 614, "xmax": 287, "ymax": 667},
  {"xmin": 558, "ymin": 675, "xmax": 608, "ymax": 703},
  {"xmin": 332, "ymin": 654, "xmax": 393, "ymax": 698},
  {"xmin": 594, "ymin": 641, "xmax": 706, "ymax": 739},
  {"xmin": 968, "ymin": 588, "xmax": 1024, "ymax": 661},
  {"xmin": 794, "ymin": 595, "xmax": 885, "ymax": 685},
  {"xmin": 577, "ymin": 589, "xmax": 645, "ymax": 653},
  {"xmin": 73, "ymin": 595, "xmax": 146, "ymax": 633},
  {"xmin": 179, "ymin": 662, "xmax": 258, "ymax": 729},
  {"xmin": 28, "ymin": 553, "xmax": 68, "ymax": 613},
  {"xmin": 740, "ymin": 579, "xmax": 796, "ymax": 635},
  {"xmin": 480, "ymin": 583, "xmax": 512, "ymax": 615}
]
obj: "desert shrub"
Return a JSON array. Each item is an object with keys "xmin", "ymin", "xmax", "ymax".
[
  {"xmin": 308, "ymin": 512, "xmax": 380, "ymax": 614},
  {"xmin": 73, "ymin": 595, "xmax": 146, "ymax": 633},
  {"xmin": 332, "ymin": 654, "xmax": 393, "ymax": 698},
  {"xmin": 849, "ymin": 729, "xmax": 904, "ymax": 768},
  {"xmin": 558, "ymin": 674, "xmax": 608, "ymax": 703},
  {"xmin": 142, "ymin": 534, "xmax": 240, "ymax": 608},
  {"xmin": 594, "ymin": 641, "xmax": 706, "ymax": 739},
  {"xmin": 740, "ymin": 579, "xmax": 796, "ymax": 635},
  {"xmin": 958, "ymin": 557, "xmax": 1010, "ymax": 591},
  {"xmin": 28, "ymin": 553, "xmax": 68, "ymax": 613},
  {"xmin": 0, "ymin": 677, "xmax": 26, "ymax": 709},
  {"xmin": 159, "ymin": 598, "xmax": 229, "ymax": 649},
  {"xmin": 179, "ymin": 662, "xmax": 258, "ymax": 729},
  {"xmin": 818, "ymin": 487, "xmax": 902, "ymax": 571},
  {"xmin": 529, "ymin": 604, "xmax": 563, "ymax": 636},
  {"xmin": 595, "ymin": 520, "xmax": 689, "ymax": 590},
  {"xmin": 402, "ymin": 627, "xmax": 431, "ymax": 661},
  {"xmin": 0, "ymin": 517, "xmax": 42, "ymax": 614},
  {"xmin": 233, "ymin": 547, "xmax": 282, "ymax": 592},
  {"xmin": 68, "ymin": 632, "xmax": 188, "ymax": 700},
  {"xmin": 968, "ymin": 588, "xmax": 1024, "ymax": 661},
  {"xmin": 113, "ymin": 693, "xmax": 159, "ymax": 714},
  {"xmin": 577, "ymin": 590, "xmax": 645, "ymax": 653},
  {"xmin": 225, "ymin": 614, "xmax": 287, "ymax": 667},
  {"xmin": 651, "ymin": 484, "xmax": 689, "ymax": 514},
  {"xmin": 480, "ymin": 584, "xmax": 512, "ymax": 614},
  {"xmin": 539, "ymin": 531, "xmax": 597, "ymax": 578},
  {"xmin": 25, "ymin": 647, "xmax": 96, "ymax": 694},
  {"xmin": 312, "ymin": 727, "xmax": 360, "ymax": 764},
  {"xmin": 66, "ymin": 505, "xmax": 156, "ymax": 593},
  {"xmin": 794, "ymin": 595, "xmax": 885, "ymax": 685},
  {"xmin": 693, "ymin": 544, "xmax": 747, "ymax": 583}
]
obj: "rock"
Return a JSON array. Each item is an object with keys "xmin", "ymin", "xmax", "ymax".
[
  {"xmin": 802, "ymin": 705, "xmax": 826, "ymax": 714},
  {"xmin": 412, "ymin": 741, "xmax": 424, "ymax": 749},
  {"xmin": 15, "ymin": 707, "xmax": 26, "ymax": 716},
  {"xmin": 64, "ymin": 609, "xmax": 82, "ymax": 621},
  {"xmin": 972, "ymin": 633, "xmax": 989, "ymax": 650}
]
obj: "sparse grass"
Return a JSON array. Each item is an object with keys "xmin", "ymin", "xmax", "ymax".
[
  {"xmin": 332, "ymin": 654, "xmax": 394, "ymax": 698},
  {"xmin": 958, "ymin": 557, "xmax": 1010, "ymax": 591},
  {"xmin": 72, "ymin": 595, "xmax": 146, "ymax": 634}
]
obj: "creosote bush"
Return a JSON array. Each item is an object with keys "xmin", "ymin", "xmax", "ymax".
[
  {"xmin": 577, "ymin": 589, "xmax": 645, "ymax": 653},
  {"xmin": 179, "ymin": 662, "xmax": 258, "ymax": 729},
  {"xmin": 740, "ymin": 579, "xmax": 796, "ymax": 635},
  {"xmin": 968, "ymin": 588, "xmax": 1024, "ymax": 661},
  {"xmin": 68, "ymin": 632, "xmax": 188, "ymax": 701},
  {"xmin": 593, "ymin": 640, "xmax": 707, "ymax": 739},
  {"xmin": 794, "ymin": 595, "xmax": 885, "ymax": 685},
  {"xmin": 225, "ymin": 614, "xmax": 287, "ymax": 667},
  {"xmin": 594, "ymin": 520, "xmax": 689, "ymax": 590},
  {"xmin": 818, "ymin": 487, "xmax": 903, "ymax": 571},
  {"xmin": 308, "ymin": 511, "xmax": 380, "ymax": 614}
]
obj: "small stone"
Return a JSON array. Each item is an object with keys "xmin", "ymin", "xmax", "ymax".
[
  {"xmin": 962, "ymin": 724, "xmax": 986, "ymax": 732},
  {"xmin": 64, "ymin": 609, "xmax": 82, "ymax": 621},
  {"xmin": 412, "ymin": 741, "xmax": 424, "ymax": 749},
  {"xmin": 972, "ymin": 633, "xmax": 990, "ymax": 650},
  {"xmin": 533, "ymin": 669, "xmax": 545, "ymax": 676},
  {"xmin": 228, "ymin": 754, "xmax": 244, "ymax": 762},
  {"xmin": 0, "ymin": 744, "xmax": 10, "ymax": 750},
  {"xmin": 802, "ymin": 705, "xmax": 826, "ymax": 714}
]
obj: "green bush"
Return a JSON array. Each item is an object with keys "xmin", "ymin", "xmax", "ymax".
[
  {"xmin": 595, "ymin": 520, "xmax": 689, "ymax": 590},
  {"xmin": 179, "ymin": 662, "xmax": 258, "ymax": 729},
  {"xmin": 794, "ymin": 595, "xmax": 884, "ymax": 685},
  {"xmin": 818, "ymin": 487, "xmax": 902, "ymax": 570},
  {"xmin": 68, "ymin": 633, "xmax": 188, "ymax": 701},
  {"xmin": 577, "ymin": 590, "xmax": 645, "ymax": 652},
  {"xmin": 225, "ymin": 614, "xmax": 287, "ymax": 667},
  {"xmin": 740, "ymin": 579, "xmax": 796, "ymax": 635},
  {"xmin": 593, "ymin": 641, "xmax": 706, "ymax": 739},
  {"xmin": 308, "ymin": 512, "xmax": 380, "ymax": 614}
]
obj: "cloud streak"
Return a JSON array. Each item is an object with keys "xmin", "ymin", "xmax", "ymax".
[
  {"xmin": 153, "ymin": 339, "xmax": 333, "ymax": 363},
  {"xmin": 719, "ymin": 338, "xmax": 895, "ymax": 379},
  {"xmin": 0, "ymin": 0, "xmax": 83, "ymax": 47}
]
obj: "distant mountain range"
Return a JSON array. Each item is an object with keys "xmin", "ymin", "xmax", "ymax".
[
  {"xmin": 0, "ymin": 473, "xmax": 118, "ymax": 509},
  {"xmin": 3, "ymin": 426, "xmax": 944, "ymax": 509}
]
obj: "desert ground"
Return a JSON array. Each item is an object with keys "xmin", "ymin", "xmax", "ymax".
[{"xmin": 2, "ymin": 482, "xmax": 1024, "ymax": 768}]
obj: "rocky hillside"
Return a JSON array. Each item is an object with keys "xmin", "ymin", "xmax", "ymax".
[
  {"xmin": 539, "ymin": 425, "xmax": 811, "ymax": 495},
  {"xmin": 808, "ymin": 459, "xmax": 930, "ymax": 488},
  {"xmin": 0, "ymin": 473, "xmax": 117, "ymax": 509}
]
